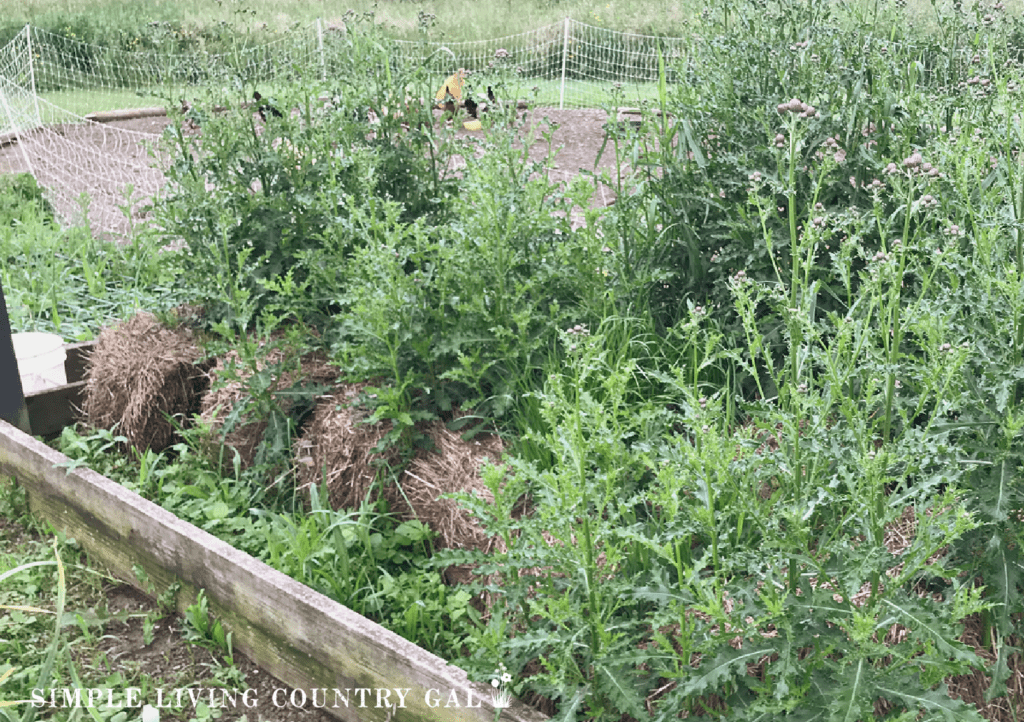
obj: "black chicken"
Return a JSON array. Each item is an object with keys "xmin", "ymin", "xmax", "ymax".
[{"xmin": 253, "ymin": 91, "xmax": 283, "ymax": 122}]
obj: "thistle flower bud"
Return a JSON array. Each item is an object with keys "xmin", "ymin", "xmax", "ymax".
[{"xmin": 903, "ymin": 152, "xmax": 923, "ymax": 169}]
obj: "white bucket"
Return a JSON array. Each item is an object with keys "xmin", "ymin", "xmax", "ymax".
[{"xmin": 11, "ymin": 332, "xmax": 67, "ymax": 394}]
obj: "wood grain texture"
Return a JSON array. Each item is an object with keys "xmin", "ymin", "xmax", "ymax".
[{"xmin": 0, "ymin": 420, "xmax": 549, "ymax": 722}]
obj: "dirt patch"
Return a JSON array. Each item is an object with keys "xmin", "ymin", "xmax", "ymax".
[{"xmin": 92, "ymin": 583, "xmax": 337, "ymax": 722}]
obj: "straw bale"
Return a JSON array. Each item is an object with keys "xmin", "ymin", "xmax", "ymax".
[
  {"xmin": 294, "ymin": 402, "xmax": 507, "ymax": 583},
  {"xmin": 200, "ymin": 346, "xmax": 336, "ymax": 470},
  {"xmin": 293, "ymin": 383, "xmax": 399, "ymax": 510},
  {"xmin": 83, "ymin": 312, "xmax": 211, "ymax": 452},
  {"xmin": 399, "ymin": 421, "xmax": 505, "ymax": 584},
  {"xmin": 946, "ymin": 614, "xmax": 1024, "ymax": 722},
  {"xmin": 401, "ymin": 421, "xmax": 504, "ymax": 551}
]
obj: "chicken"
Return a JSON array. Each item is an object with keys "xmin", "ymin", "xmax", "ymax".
[
  {"xmin": 253, "ymin": 91, "xmax": 283, "ymax": 122},
  {"xmin": 435, "ymin": 69, "xmax": 467, "ymax": 118},
  {"xmin": 179, "ymin": 98, "xmax": 204, "ymax": 131}
]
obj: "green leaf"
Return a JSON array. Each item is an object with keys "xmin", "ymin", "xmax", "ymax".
[
  {"xmin": 880, "ymin": 597, "xmax": 981, "ymax": 666},
  {"xmin": 827, "ymin": 660, "xmax": 870, "ymax": 722},
  {"xmin": 596, "ymin": 663, "xmax": 646, "ymax": 719},
  {"xmin": 876, "ymin": 682, "xmax": 987, "ymax": 722},
  {"xmin": 983, "ymin": 638, "xmax": 1019, "ymax": 703},
  {"xmin": 206, "ymin": 501, "xmax": 230, "ymax": 521},
  {"xmin": 677, "ymin": 648, "xmax": 767, "ymax": 697}
]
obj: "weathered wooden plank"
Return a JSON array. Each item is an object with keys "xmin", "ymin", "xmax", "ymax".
[
  {"xmin": 84, "ymin": 107, "xmax": 168, "ymax": 123},
  {"xmin": 21, "ymin": 341, "xmax": 94, "ymax": 437},
  {"xmin": 0, "ymin": 420, "xmax": 548, "ymax": 722},
  {"xmin": 64, "ymin": 341, "xmax": 95, "ymax": 384},
  {"xmin": 25, "ymin": 380, "xmax": 86, "ymax": 437}
]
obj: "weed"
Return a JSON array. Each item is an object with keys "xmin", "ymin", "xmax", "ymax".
[{"xmin": 182, "ymin": 590, "xmax": 233, "ymax": 665}]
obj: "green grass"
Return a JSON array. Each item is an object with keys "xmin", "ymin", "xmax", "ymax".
[
  {"xmin": 10, "ymin": 0, "xmax": 1014, "ymax": 47},
  {"xmin": 39, "ymin": 88, "xmax": 165, "ymax": 114}
]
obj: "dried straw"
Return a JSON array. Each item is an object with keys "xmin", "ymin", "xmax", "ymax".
[{"xmin": 83, "ymin": 312, "xmax": 211, "ymax": 452}]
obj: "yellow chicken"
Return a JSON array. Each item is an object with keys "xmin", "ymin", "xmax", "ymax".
[{"xmin": 435, "ymin": 68, "xmax": 467, "ymax": 114}]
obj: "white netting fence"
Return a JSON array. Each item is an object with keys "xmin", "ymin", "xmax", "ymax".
[
  {"xmin": 390, "ymin": 19, "xmax": 691, "ymax": 109},
  {"xmin": 0, "ymin": 23, "xmax": 327, "ymax": 238},
  {"xmin": 1, "ymin": 18, "xmax": 685, "ymax": 238},
  {"xmin": 22, "ymin": 25, "xmax": 322, "ymax": 101},
  {"xmin": 0, "ymin": 28, "xmax": 40, "ymax": 138},
  {"xmin": 5, "ymin": 96, "xmax": 166, "ymax": 240}
]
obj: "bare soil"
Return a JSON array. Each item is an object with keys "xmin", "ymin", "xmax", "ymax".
[{"xmin": 92, "ymin": 584, "xmax": 336, "ymax": 722}]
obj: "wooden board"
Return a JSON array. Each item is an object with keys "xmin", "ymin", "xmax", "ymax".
[
  {"xmin": 64, "ymin": 340, "xmax": 95, "ymax": 384},
  {"xmin": 25, "ymin": 380, "xmax": 86, "ymax": 437},
  {"xmin": 84, "ymin": 107, "xmax": 168, "ymax": 123},
  {"xmin": 23, "ymin": 341, "xmax": 94, "ymax": 437},
  {"xmin": 0, "ymin": 420, "xmax": 549, "ymax": 722}
]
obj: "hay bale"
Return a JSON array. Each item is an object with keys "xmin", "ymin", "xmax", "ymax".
[
  {"xmin": 200, "ymin": 346, "xmax": 336, "ymax": 470},
  {"xmin": 293, "ymin": 383, "xmax": 399, "ymax": 510},
  {"xmin": 400, "ymin": 421, "xmax": 505, "ymax": 585},
  {"xmin": 294, "ymin": 399, "xmax": 506, "ymax": 579},
  {"xmin": 83, "ymin": 312, "xmax": 211, "ymax": 452},
  {"xmin": 401, "ymin": 421, "xmax": 503, "ymax": 552}
]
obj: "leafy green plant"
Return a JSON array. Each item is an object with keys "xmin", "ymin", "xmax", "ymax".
[
  {"xmin": 0, "ymin": 179, "xmax": 181, "ymax": 340},
  {"xmin": 23, "ymin": 2, "xmax": 1024, "ymax": 718},
  {"xmin": 181, "ymin": 590, "xmax": 233, "ymax": 665}
]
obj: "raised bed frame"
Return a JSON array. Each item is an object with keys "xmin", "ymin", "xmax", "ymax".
[{"xmin": 1, "ymin": 344, "xmax": 548, "ymax": 722}]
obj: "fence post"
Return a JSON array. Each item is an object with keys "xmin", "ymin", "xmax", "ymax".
[
  {"xmin": 24, "ymin": 25, "xmax": 42, "ymax": 126},
  {"xmin": 316, "ymin": 18, "xmax": 326, "ymax": 83},
  {"xmin": 559, "ymin": 17, "xmax": 570, "ymax": 110}
]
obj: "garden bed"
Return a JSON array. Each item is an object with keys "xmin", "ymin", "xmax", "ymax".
[{"xmin": 0, "ymin": 395, "xmax": 546, "ymax": 722}]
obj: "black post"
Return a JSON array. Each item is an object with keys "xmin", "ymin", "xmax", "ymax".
[{"xmin": 0, "ymin": 277, "xmax": 31, "ymax": 433}]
